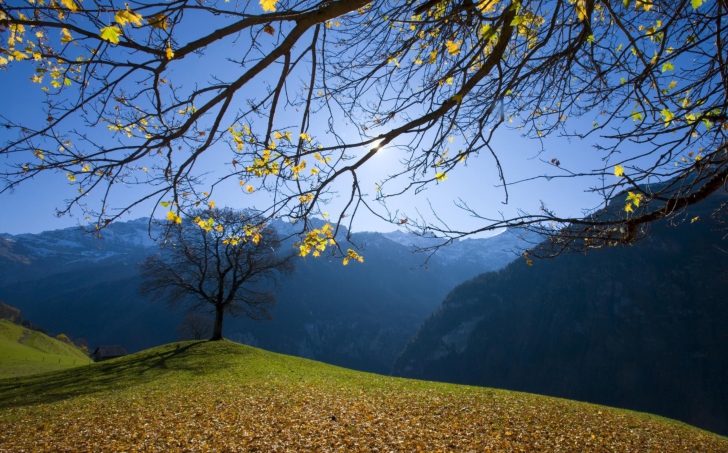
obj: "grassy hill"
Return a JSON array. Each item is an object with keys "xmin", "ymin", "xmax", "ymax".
[
  {"xmin": 0, "ymin": 319, "xmax": 91, "ymax": 378},
  {"xmin": 0, "ymin": 341, "xmax": 725, "ymax": 452}
]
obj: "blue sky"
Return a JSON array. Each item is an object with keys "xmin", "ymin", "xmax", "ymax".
[{"xmin": 0, "ymin": 2, "xmax": 610, "ymax": 236}]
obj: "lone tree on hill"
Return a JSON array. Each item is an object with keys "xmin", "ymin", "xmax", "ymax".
[
  {"xmin": 139, "ymin": 208, "xmax": 295, "ymax": 341},
  {"xmin": 1, "ymin": 0, "xmax": 727, "ymax": 259}
]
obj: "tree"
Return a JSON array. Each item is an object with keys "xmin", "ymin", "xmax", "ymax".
[
  {"xmin": 139, "ymin": 208, "xmax": 295, "ymax": 341},
  {"xmin": 1, "ymin": 0, "xmax": 727, "ymax": 259},
  {"xmin": 176, "ymin": 313, "xmax": 214, "ymax": 341},
  {"xmin": 55, "ymin": 333, "xmax": 74, "ymax": 345}
]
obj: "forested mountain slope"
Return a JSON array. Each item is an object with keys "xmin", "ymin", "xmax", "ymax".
[{"xmin": 393, "ymin": 197, "xmax": 728, "ymax": 435}]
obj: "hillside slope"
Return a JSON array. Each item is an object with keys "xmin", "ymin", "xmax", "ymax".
[
  {"xmin": 0, "ymin": 341, "xmax": 726, "ymax": 452},
  {"xmin": 0, "ymin": 319, "xmax": 90, "ymax": 378},
  {"xmin": 393, "ymin": 197, "xmax": 728, "ymax": 436}
]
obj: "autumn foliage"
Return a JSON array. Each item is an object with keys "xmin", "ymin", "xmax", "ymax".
[{"xmin": 1, "ymin": 341, "xmax": 726, "ymax": 452}]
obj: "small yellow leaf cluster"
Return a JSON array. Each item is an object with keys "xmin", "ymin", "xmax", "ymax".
[
  {"xmin": 222, "ymin": 235, "xmax": 242, "ymax": 246},
  {"xmin": 273, "ymin": 130, "xmax": 292, "ymax": 141},
  {"xmin": 614, "ymin": 165, "xmax": 625, "ymax": 177},
  {"xmin": 0, "ymin": 16, "xmax": 34, "ymax": 66},
  {"xmin": 115, "ymin": 8, "xmax": 144, "ymax": 27},
  {"xmin": 624, "ymin": 191, "xmax": 644, "ymax": 213},
  {"xmin": 229, "ymin": 124, "xmax": 252, "ymax": 151},
  {"xmin": 635, "ymin": 0, "xmax": 653, "ymax": 12},
  {"xmin": 512, "ymin": 9, "xmax": 545, "ymax": 45},
  {"xmin": 243, "ymin": 224, "xmax": 263, "ymax": 244},
  {"xmin": 148, "ymin": 14, "xmax": 169, "ymax": 31},
  {"xmin": 342, "ymin": 248, "xmax": 364, "ymax": 266},
  {"xmin": 288, "ymin": 159, "xmax": 307, "ymax": 180},
  {"xmin": 195, "ymin": 216, "xmax": 216, "ymax": 232},
  {"xmin": 166, "ymin": 210, "xmax": 182, "ymax": 224},
  {"xmin": 247, "ymin": 149, "xmax": 280, "ymax": 177},
  {"xmin": 60, "ymin": 0, "xmax": 80, "ymax": 13},
  {"xmin": 313, "ymin": 152, "xmax": 331, "ymax": 164},
  {"xmin": 296, "ymin": 223, "xmax": 335, "ymax": 258},
  {"xmin": 446, "ymin": 40, "xmax": 462, "ymax": 56},
  {"xmin": 178, "ymin": 106, "xmax": 196, "ymax": 115},
  {"xmin": 569, "ymin": 0, "xmax": 587, "ymax": 21},
  {"xmin": 298, "ymin": 193, "xmax": 314, "ymax": 204}
]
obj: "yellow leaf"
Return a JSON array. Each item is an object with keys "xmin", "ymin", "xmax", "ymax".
[
  {"xmin": 625, "ymin": 203, "xmax": 634, "ymax": 213},
  {"xmin": 166, "ymin": 44, "xmax": 174, "ymax": 60},
  {"xmin": 246, "ymin": 185, "xmax": 254, "ymax": 193},
  {"xmin": 614, "ymin": 164, "xmax": 624, "ymax": 177},
  {"xmin": 100, "ymin": 26, "xmax": 122, "ymax": 44},
  {"xmin": 626, "ymin": 191, "xmax": 643, "ymax": 207},
  {"xmin": 435, "ymin": 172, "xmax": 447, "ymax": 181},
  {"xmin": 115, "ymin": 8, "xmax": 143, "ymax": 27},
  {"xmin": 60, "ymin": 28, "xmax": 74, "ymax": 44},
  {"xmin": 446, "ymin": 40, "xmax": 461, "ymax": 55},
  {"xmin": 691, "ymin": 216, "xmax": 699, "ymax": 223},
  {"xmin": 66, "ymin": 173, "xmax": 76, "ymax": 182},
  {"xmin": 260, "ymin": 0, "xmax": 276, "ymax": 12},
  {"xmin": 635, "ymin": 0, "xmax": 653, "ymax": 11},
  {"xmin": 166, "ymin": 211, "xmax": 182, "ymax": 224},
  {"xmin": 477, "ymin": 0, "xmax": 499, "ymax": 13},
  {"xmin": 60, "ymin": 0, "xmax": 78, "ymax": 12},
  {"xmin": 147, "ymin": 14, "xmax": 169, "ymax": 31}
]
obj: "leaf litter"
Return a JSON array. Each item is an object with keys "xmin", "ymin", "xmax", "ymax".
[{"xmin": 0, "ymin": 341, "xmax": 726, "ymax": 452}]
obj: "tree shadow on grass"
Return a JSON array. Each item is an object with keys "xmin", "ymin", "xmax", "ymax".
[{"xmin": 0, "ymin": 340, "xmax": 255, "ymax": 410}]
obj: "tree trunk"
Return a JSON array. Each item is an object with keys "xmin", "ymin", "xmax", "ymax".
[{"xmin": 211, "ymin": 305, "xmax": 224, "ymax": 341}]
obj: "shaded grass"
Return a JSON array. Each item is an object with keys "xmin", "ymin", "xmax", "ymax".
[
  {"xmin": 0, "ymin": 340, "xmax": 726, "ymax": 452},
  {"xmin": 0, "ymin": 320, "xmax": 90, "ymax": 378}
]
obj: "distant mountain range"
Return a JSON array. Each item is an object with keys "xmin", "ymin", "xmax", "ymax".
[
  {"xmin": 392, "ymin": 196, "xmax": 728, "ymax": 436},
  {"xmin": 0, "ymin": 218, "xmax": 535, "ymax": 374}
]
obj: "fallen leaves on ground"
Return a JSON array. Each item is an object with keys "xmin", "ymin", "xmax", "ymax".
[
  {"xmin": 0, "ymin": 342, "xmax": 726, "ymax": 452},
  {"xmin": 2, "ymin": 381, "xmax": 726, "ymax": 452}
]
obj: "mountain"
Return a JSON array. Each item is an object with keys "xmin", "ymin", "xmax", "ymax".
[
  {"xmin": 0, "ymin": 218, "xmax": 535, "ymax": 373},
  {"xmin": 392, "ymin": 197, "xmax": 728, "ymax": 435}
]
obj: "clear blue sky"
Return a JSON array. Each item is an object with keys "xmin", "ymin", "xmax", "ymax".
[{"xmin": 0, "ymin": 4, "xmax": 607, "ymax": 237}]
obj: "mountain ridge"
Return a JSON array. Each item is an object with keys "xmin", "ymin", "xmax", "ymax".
[{"xmin": 0, "ymin": 217, "xmax": 537, "ymax": 373}]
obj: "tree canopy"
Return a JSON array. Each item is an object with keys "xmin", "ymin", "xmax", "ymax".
[
  {"xmin": 139, "ymin": 208, "xmax": 294, "ymax": 340},
  {"xmin": 1, "ymin": 0, "xmax": 726, "ymax": 258}
]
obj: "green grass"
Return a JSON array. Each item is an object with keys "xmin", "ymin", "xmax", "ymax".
[
  {"xmin": 0, "ymin": 340, "xmax": 726, "ymax": 452},
  {"xmin": 0, "ymin": 319, "xmax": 91, "ymax": 378}
]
